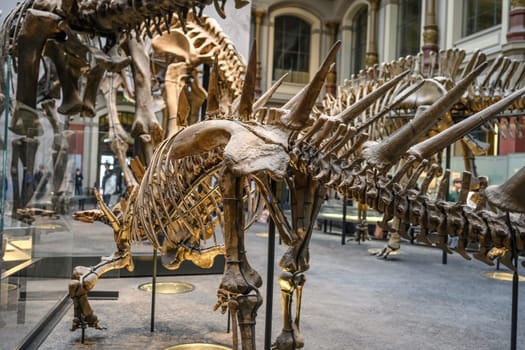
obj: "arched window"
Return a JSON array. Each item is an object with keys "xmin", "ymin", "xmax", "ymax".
[
  {"xmin": 351, "ymin": 6, "xmax": 368, "ymax": 74},
  {"xmin": 396, "ymin": 0, "xmax": 421, "ymax": 57},
  {"xmin": 463, "ymin": 0, "xmax": 501, "ymax": 37},
  {"xmin": 273, "ymin": 15, "xmax": 311, "ymax": 84}
]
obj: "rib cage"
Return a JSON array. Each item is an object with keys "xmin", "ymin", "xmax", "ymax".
[
  {"xmin": 135, "ymin": 143, "xmax": 224, "ymax": 249},
  {"xmin": 130, "ymin": 11, "xmax": 265, "ymax": 255},
  {"xmin": 133, "ymin": 134, "xmax": 266, "ymax": 256}
]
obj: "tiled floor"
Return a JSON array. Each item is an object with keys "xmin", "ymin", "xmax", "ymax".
[{"xmin": 3, "ymin": 216, "xmax": 525, "ymax": 350}]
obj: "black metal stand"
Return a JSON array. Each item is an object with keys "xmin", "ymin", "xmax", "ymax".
[
  {"xmin": 264, "ymin": 180, "xmax": 277, "ymax": 350},
  {"xmin": 81, "ymin": 324, "xmax": 85, "ymax": 343},
  {"xmin": 510, "ymin": 262, "xmax": 519, "ymax": 350},
  {"xmin": 150, "ymin": 248, "xmax": 158, "ymax": 332},
  {"xmin": 79, "ymin": 313, "xmax": 87, "ymax": 344},
  {"xmin": 443, "ymin": 146, "xmax": 451, "ymax": 265},
  {"xmin": 341, "ymin": 195, "xmax": 347, "ymax": 245},
  {"xmin": 506, "ymin": 211, "xmax": 519, "ymax": 350},
  {"xmin": 226, "ymin": 309, "xmax": 231, "ymax": 333}
]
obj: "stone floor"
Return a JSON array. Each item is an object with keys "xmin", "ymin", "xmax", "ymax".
[{"xmin": 2, "ymin": 217, "xmax": 525, "ymax": 350}]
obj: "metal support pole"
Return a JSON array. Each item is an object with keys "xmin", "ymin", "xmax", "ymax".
[
  {"xmin": 341, "ymin": 195, "xmax": 347, "ymax": 245},
  {"xmin": 443, "ymin": 145, "xmax": 451, "ymax": 265},
  {"xmin": 151, "ymin": 248, "xmax": 158, "ymax": 332},
  {"xmin": 264, "ymin": 180, "xmax": 276, "ymax": 350},
  {"xmin": 80, "ymin": 314, "xmax": 86, "ymax": 343},
  {"xmin": 507, "ymin": 211, "xmax": 519, "ymax": 350}
]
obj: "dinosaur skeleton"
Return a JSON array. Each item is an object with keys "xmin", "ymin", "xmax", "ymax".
[
  {"xmin": 320, "ymin": 48, "xmax": 525, "ymax": 254},
  {"xmin": 67, "ymin": 32, "xmax": 525, "ymax": 350},
  {"xmin": 3, "ymin": 2, "xmax": 525, "ymax": 349},
  {"xmin": 1, "ymin": 0, "xmax": 248, "ymax": 131},
  {"xmin": 0, "ymin": 0, "xmax": 247, "ymax": 214},
  {"xmin": 1, "ymin": 1, "xmax": 249, "ymax": 214}
]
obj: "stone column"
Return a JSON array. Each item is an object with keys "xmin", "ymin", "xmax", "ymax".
[
  {"xmin": 325, "ymin": 21, "xmax": 339, "ymax": 96},
  {"xmin": 381, "ymin": 0, "xmax": 399, "ymax": 62},
  {"xmin": 507, "ymin": 0, "xmax": 525, "ymax": 41},
  {"xmin": 365, "ymin": 0, "xmax": 379, "ymax": 67},
  {"xmin": 253, "ymin": 9, "xmax": 266, "ymax": 96},
  {"xmin": 422, "ymin": 0, "xmax": 439, "ymax": 69}
]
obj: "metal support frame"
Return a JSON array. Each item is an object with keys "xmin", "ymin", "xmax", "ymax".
[
  {"xmin": 151, "ymin": 248, "xmax": 158, "ymax": 332},
  {"xmin": 442, "ymin": 145, "xmax": 451, "ymax": 265},
  {"xmin": 506, "ymin": 211, "xmax": 519, "ymax": 350},
  {"xmin": 341, "ymin": 196, "xmax": 347, "ymax": 245},
  {"xmin": 264, "ymin": 180, "xmax": 276, "ymax": 350}
]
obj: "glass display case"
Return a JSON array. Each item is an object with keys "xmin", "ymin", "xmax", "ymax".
[
  {"xmin": 0, "ymin": 54, "xmax": 129, "ymax": 348},
  {"xmin": 0, "ymin": 53, "xmax": 222, "ymax": 347}
]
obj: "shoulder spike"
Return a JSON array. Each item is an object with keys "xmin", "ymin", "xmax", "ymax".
[
  {"xmin": 206, "ymin": 59, "xmax": 221, "ymax": 117},
  {"xmin": 281, "ymin": 40, "xmax": 341, "ymax": 130},
  {"xmin": 237, "ymin": 42, "xmax": 257, "ymax": 120}
]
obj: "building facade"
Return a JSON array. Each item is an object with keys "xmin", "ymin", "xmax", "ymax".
[{"xmin": 250, "ymin": 0, "xmax": 525, "ymax": 156}]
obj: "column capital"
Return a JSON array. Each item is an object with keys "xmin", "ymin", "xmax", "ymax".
[
  {"xmin": 253, "ymin": 8, "xmax": 267, "ymax": 22},
  {"xmin": 325, "ymin": 21, "xmax": 340, "ymax": 30},
  {"xmin": 365, "ymin": 52, "xmax": 378, "ymax": 67},
  {"xmin": 369, "ymin": 0, "xmax": 380, "ymax": 11},
  {"xmin": 325, "ymin": 21, "xmax": 340, "ymax": 43}
]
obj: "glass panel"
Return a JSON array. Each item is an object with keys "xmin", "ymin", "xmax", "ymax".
[
  {"xmin": 273, "ymin": 15, "xmax": 311, "ymax": 84},
  {"xmin": 0, "ymin": 53, "xmax": 128, "ymax": 347},
  {"xmin": 463, "ymin": 0, "xmax": 502, "ymax": 37},
  {"xmin": 507, "ymin": 153, "xmax": 525, "ymax": 176},
  {"xmin": 397, "ymin": 0, "xmax": 422, "ymax": 57},
  {"xmin": 352, "ymin": 6, "xmax": 368, "ymax": 74},
  {"xmin": 449, "ymin": 153, "xmax": 525, "ymax": 187}
]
